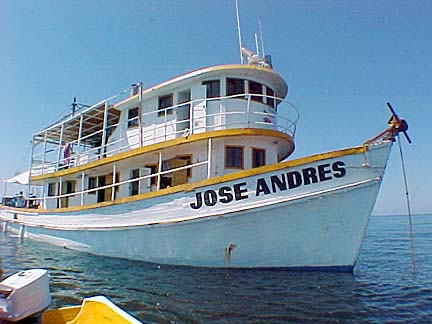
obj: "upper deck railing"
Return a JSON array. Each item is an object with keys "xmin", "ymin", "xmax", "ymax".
[{"xmin": 30, "ymin": 90, "xmax": 299, "ymax": 177}]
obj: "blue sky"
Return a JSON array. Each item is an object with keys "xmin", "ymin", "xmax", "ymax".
[{"xmin": 1, "ymin": 0, "xmax": 431, "ymax": 215}]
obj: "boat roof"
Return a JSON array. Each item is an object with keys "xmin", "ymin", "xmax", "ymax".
[{"xmin": 143, "ymin": 64, "xmax": 288, "ymax": 98}]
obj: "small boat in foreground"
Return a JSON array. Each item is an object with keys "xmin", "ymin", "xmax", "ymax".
[
  {"xmin": 0, "ymin": 269, "xmax": 51, "ymax": 322},
  {"xmin": 42, "ymin": 295, "xmax": 142, "ymax": 324}
]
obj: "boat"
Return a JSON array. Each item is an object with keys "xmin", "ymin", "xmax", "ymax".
[
  {"xmin": 0, "ymin": 47, "xmax": 409, "ymax": 271},
  {"xmin": 41, "ymin": 295, "xmax": 142, "ymax": 324},
  {"xmin": 0, "ymin": 269, "xmax": 51, "ymax": 322}
]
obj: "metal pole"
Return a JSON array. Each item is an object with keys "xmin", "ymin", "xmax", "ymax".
[
  {"xmin": 42, "ymin": 180, "xmax": 46, "ymax": 209},
  {"xmin": 58, "ymin": 177, "xmax": 62, "ymax": 208},
  {"xmin": 207, "ymin": 138, "xmax": 212, "ymax": 179},
  {"xmin": 111, "ymin": 164, "xmax": 116, "ymax": 201},
  {"xmin": 77, "ymin": 114, "xmax": 84, "ymax": 166},
  {"xmin": 57, "ymin": 123, "xmax": 65, "ymax": 169},
  {"xmin": 235, "ymin": 0, "xmax": 243, "ymax": 64},
  {"xmin": 28, "ymin": 136, "xmax": 35, "ymax": 196},
  {"xmin": 101, "ymin": 100, "xmax": 109, "ymax": 157},
  {"xmin": 157, "ymin": 152, "xmax": 162, "ymax": 190},
  {"xmin": 138, "ymin": 83, "xmax": 143, "ymax": 147},
  {"xmin": 80, "ymin": 172, "xmax": 85, "ymax": 206},
  {"xmin": 246, "ymin": 93, "xmax": 251, "ymax": 127},
  {"xmin": 397, "ymin": 133, "xmax": 416, "ymax": 274},
  {"xmin": 72, "ymin": 97, "xmax": 77, "ymax": 116},
  {"xmin": 190, "ymin": 100, "xmax": 194, "ymax": 134},
  {"xmin": 41, "ymin": 131, "xmax": 48, "ymax": 174}
]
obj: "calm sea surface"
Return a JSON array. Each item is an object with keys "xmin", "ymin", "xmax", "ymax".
[{"xmin": 1, "ymin": 214, "xmax": 431, "ymax": 323}]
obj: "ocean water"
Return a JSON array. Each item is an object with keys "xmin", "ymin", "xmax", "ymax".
[{"xmin": 1, "ymin": 214, "xmax": 431, "ymax": 323}]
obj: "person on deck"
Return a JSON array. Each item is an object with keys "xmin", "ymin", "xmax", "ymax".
[{"xmin": 15, "ymin": 191, "xmax": 25, "ymax": 208}]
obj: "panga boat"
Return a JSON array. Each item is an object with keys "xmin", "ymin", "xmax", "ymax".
[
  {"xmin": 0, "ymin": 269, "xmax": 51, "ymax": 322},
  {"xmin": 0, "ymin": 49, "xmax": 409, "ymax": 271},
  {"xmin": 42, "ymin": 295, "xmax": 142, "ymax": 324}
]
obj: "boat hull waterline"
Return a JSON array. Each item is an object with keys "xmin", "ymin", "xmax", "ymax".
[{"xmin": 1, "ymin": 141, "xmax": 391, "ymax": 271}]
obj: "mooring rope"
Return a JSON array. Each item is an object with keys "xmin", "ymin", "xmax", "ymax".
[{"xmin": 397, "ymin": 133, "xmax": 416, "ymax": 275}]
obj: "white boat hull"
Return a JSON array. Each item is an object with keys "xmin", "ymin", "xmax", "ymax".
[{"xmin": 0, "ymin": 141, "xmax": 392, "ymax": 271}]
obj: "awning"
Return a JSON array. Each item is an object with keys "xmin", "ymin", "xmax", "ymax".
[
  {"xmin": 3, "ymin": 171, "xmax": 30, "ymax": 185},
  {"xmin": 33, "ymin": 104, "xmax": 121, "ymax": 147}
]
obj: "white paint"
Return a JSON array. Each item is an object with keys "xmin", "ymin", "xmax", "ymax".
[{"xmin": 0, "ymin": 141, "xmax": 392, "ymax": 269}]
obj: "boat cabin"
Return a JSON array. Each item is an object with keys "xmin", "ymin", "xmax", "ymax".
[{"xmin": 28, "ymin": 64, "xmax": 299, "ymax": 210}]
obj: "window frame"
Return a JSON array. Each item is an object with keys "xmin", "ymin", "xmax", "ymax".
[
  {"xmin": 48, "ymin": 183, "xmax": 56, "ymax": 197},
  {"xmin": 266, "ymin": 87, "xmax": 275, "ymax": 109},
  {"xmin": 88, "ymin": 177, "xmax": 97, "ymax": 195},
  {"xmin": 158, "ymin": 94, "xmax": 174, "ymax": 117},
  {"xmin": 226, "ymin": 78, "xmax": 245, "ymax": 98},
  {"xmin": 249, "ymin": 80, "xmax": 263, "ymax": 103},
  {"xmin": 202, "ymin": 80, "xmax": 220, "ymax": 99},
  {"xmin": 130, "ymin": 168, "xmax": 140, "ymax": 196},
  {"xmin": 225, "ymin": 145, "xmax": 244, "ymax": 169},
  {"xmin": 127, "ymin": 107, "xmax": 139, "ymax": 128},
  {"xmin": 145, "ymin": 164, "xmax": 158, "ymax": 186},
  {"xmin": 252, "ymin": 148, "xmax": 266, "ymax": 168}
]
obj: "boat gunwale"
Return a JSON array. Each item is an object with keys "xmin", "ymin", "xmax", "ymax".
[{"xmin": 1, "ymin": 176, "xmax": 381, "ymax": 231}]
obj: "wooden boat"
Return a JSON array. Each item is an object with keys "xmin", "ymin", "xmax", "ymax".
[
  {"xmin": 0, "ymin": 49, "xmax": 409, "ymax": 271},
  {"xmin": 42, "ymin": 295, "xmax": 142, "ymax": 324},
  {"xmin": 0, "ymin": 269, "xmax": 51, "ymax": 322}
]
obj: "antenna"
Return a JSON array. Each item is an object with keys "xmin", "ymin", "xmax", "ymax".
[
  {"xmin": 259, "ymin": 19, "xmax": 265, "ymax": 57},
  {"xmin": 234, "ymin": 0, "xmax": 243, "ymax": 64},
  {"xmin": 72, "ymin": 97, "xmax": 77, "ymax": 117},
  {"xmin": 254, "ymin": 33, "xmax": 260, "ymax": 57}
]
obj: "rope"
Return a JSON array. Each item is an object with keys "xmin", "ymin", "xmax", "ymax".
[{"xmin": 397, "ymin": 133, "xmax": 416, "ymax": 274}]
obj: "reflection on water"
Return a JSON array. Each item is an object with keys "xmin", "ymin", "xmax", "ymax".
[{"xmin": 1, "ymin": 215, "xmax": 432, "ymax": 323}]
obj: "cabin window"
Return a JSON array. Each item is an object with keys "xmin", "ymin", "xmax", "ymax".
[
  {"xmin": 127, "ymin": 107, "xmax": 139, "ymax": 128},
  {"xmin": 48, "ymin": 183, "xmax": 56, "ymax": 197},
  {"xmin": 158, "ymin": 94, "xmax": 173, "ymax": 117},
  {"xmin": 202, "ymin": 80, "xmax": 220, "ymax": 98},
  {"xmin": 249, "ymin": 81, "xmax": 263, "ymax": 102},
  {"xmin": 145, "ymin": 164, "xmax": 158, "ymax": 187},
  {"xmin": 266, "ymin": 87, "xmax": 275, "ymax": 109},
  {"xmin": 252, "ymin": 148, "xmax": 266, "ymax": 168},
  {"xmin": 226, "ymin": 78, "xmax": 245, "ymax": 97},
  {"xmin": 130, "ymin": 169, "xmax": 140, "ymax": 196},
  {"xmin": 177, "ymin": 155, "xmax": 192, "ymax": 178},
  {"xmin": 65, "ymin": 181, "xmax": 76, "ymax": 194},
  {"xmin": 88, "ymin": 177, "xmax": 97, "ymax": 194},
  {"xmin": 225, "ymin": 146, "xmax": 244, "ymax": 169}
]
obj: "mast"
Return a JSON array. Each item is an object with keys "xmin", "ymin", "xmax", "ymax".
[{"xmin": 234, "ymin": 0, "xmax": 243, "ymax": 64}]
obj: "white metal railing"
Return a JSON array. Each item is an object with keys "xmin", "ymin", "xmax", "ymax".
[
  {"xmin": 25, "ymin": 158, "xmax": 209, "ymax": 210},
  {"xmin": 30, "ymin": 92, "xmax": 299, "ymax": 176}
]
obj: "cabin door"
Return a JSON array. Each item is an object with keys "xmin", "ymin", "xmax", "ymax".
[
  {"xmin": 171, "ymin": 158, "xmax": 188, "ymax": 186},
  {"xmin": 104, "ymin": 173, "xmax": 113, "ymax": 201},
  {"xmin": 191, "ymin": 85, "xmax": 207, "ymax": 133},
  {"xmin": 97, "ymin": 174, "xmax": 113, "ymax": 202},
  {"xmin": 59, "ymin": 181, "xmax": 75, "ymax": 208},
  {"xmin": 97, "ymin": 174, "xmax": 112, "ymax": 203},
  {"xmin": 176, "ymin": 90, "xmax": 191, "ymax": 134},
  {"xmin": 97, "ymin": 176, "xmax": 105, "ymax": 203}
]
